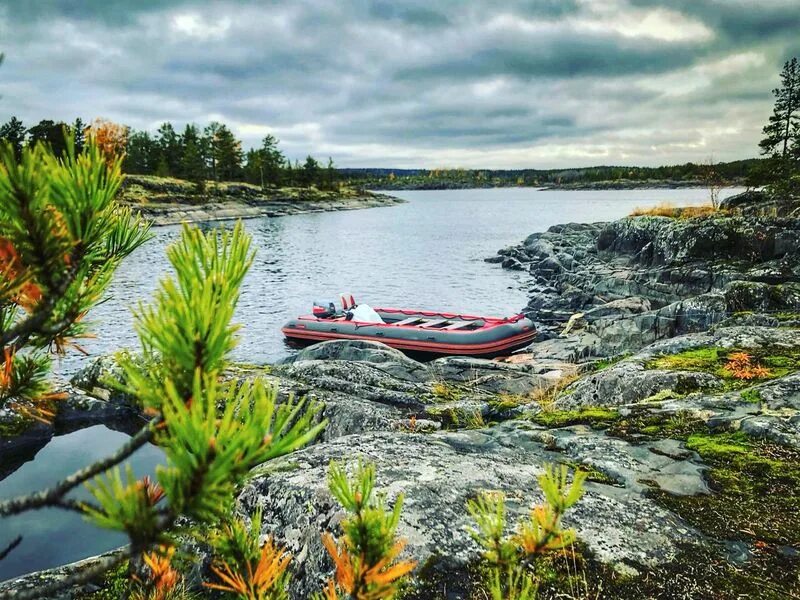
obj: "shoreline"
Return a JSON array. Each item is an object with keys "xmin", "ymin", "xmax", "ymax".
[
  {"xmin": 123, "ymin": 193, "xmax": 405, "ymax": 226},
  {"xmin": 119, "ymin": 174, "xmax": 405, "ymax": 226},
  {"xmin": 366, "ymin": 180, "xmax": 747, "ymax": 192}
]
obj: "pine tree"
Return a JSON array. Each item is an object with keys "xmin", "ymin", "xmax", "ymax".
[
  {"xmin": 759, "ymin": 57, "xmax": 800, "ymax": 195},
  {"xmin": 0, "ymin": 117, "xmax": 26, "ymax": 161},
  {"xmin": 0, "ymin": 138, "xmax": 326, "ymax": 597},
  {"xmin": 0, "ymin": 136, "xmax": 150, "ymax": 421},
  {"xmin": 124, "ymin": 131, "xmax": 158, "ymax": 174},
  {"xmin": 155, "ymin": 122, "xmax": 181, "ymax": 177},
  {"xmin": 260, "ymin": 134, "xmax": 285, "ymax": 187},
  {"xmin": 323, "ymin": 157, "xmax": 338, "ymax": 191},
  {"xmin": 206, "ymin": 123, "xmax": 243, "ymax": 182},
  {"xmin": 27, "ymin": 120, "xmax": 69, "ymax": 157},
  {"xmin": 71, "ymin": 118, "xmax": 86, "ymax": 155},
  {"xmin": 302, "ymin": 155, "xmax": 321, "ymax": 187},
  {"xmin": 179, "ymin": 124, "xmax": 207, "ymax": 187}
]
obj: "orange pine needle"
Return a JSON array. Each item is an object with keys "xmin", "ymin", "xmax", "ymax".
[
  {"xmin": 141, "ymin": 545, "xmax": 180, "ymax": 599},
  {"xmin": 205, "ymin": 537, "xmax": 291, "ymax": 599}
]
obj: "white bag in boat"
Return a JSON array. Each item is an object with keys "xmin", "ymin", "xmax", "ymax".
[{"xmin": 350, "ymin": 304, "xmax": 384, "ymax": 323}]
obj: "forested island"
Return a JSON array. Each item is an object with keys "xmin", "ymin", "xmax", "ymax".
[
  {"xmin": 340, "ymin": 158, "xmax": 763, "ymax": 190},
  {"xmin": 0, "ymin": 117, "xmax": 402, "ymax": 224}
]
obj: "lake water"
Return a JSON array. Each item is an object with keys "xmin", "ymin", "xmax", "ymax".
[
  {"xmin": 0, "ymin": 426, "xmax": 163, "ymax": 581},
  {"xmin": 53, "ymin": 187, "xmax": 744, "ymax": 376},
  {"xmin": 0, "ymin": 187, "xmax": 743, "ymax": 582}
]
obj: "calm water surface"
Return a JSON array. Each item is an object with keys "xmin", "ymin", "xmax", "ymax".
[
  {"xmin": 0, "ymin": 187, "xmax": 742, "ymax": 581},
  {"xmin": 55, "ymin": 187, "xmax": 743, "ymax": 375},
  {"xmin": 0, "ymin": 426, "xmax": 163, "ymax": 581}
]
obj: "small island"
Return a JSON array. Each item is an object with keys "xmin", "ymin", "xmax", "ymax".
[{"xmin": 119, "ymin": 174, "xmax": 403, "ymax": 226}]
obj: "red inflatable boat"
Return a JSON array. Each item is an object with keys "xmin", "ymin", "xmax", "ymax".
[{"xmin": 282, "ymin": 298, "xmax": 536, "ymax": 357}]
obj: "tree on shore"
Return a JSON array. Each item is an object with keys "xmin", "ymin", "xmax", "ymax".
[
  {"xmin": 71, "ymin": 118, "xmax": 86, "ymax": 155},
  {"xmin": 701, "ymin": 156, "xmax": 725, "ymax": 209},
  {"xmin": 260, "ymin": 133, "xmax": 285, "ymax": 186},
  {"xmin": 27, "ymin": 120, "xmax": 70, "ymax": 158},
  {"xmin": 758, "ymin": 57, "xmax": 800, "ymax": 196},
  {"xmin": 124, "ymin": 130, "xmax": 158, "ymax": 174},
  {"xmin": 0, "ymin": 117, "xmax": 25, "ymax": 160},
  {"xmin": 209, "ymin": 122, "xmax": 244, "ymax": 181},
  {"xmin": 179, "ymin": 124, "xmax": 207, "ymax": 193},
  {"xmin": 323, "ymin": 157, "xmax": 338, "ymax": 191},
  {"xmin": 243, "ymin": 134, "xmax": 285, "ymax": 189},
  {"xmin": 155, "ymin": 122, "xmax": 181, "ymax": 178},
  {"xmin": 302, "ymin": 155, "xmax": 321, "ymax": 187}
]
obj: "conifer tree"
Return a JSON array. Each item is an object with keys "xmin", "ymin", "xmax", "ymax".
[
  {"xmin": 27, "ymin": 120, "xmax": 69, "ymax": 158},
  {"xmin": 759, "ymin": 57, "xmax": 800, "ymax": 195},
  {"xmin": 302, "ymin": 156, "xmax": 321, "ymax": 188},
  {"xmin": 179, "ymin": 124, "xmax": 207, "ymax": 191},
  {"xmin": 0, "ymin": 117, "xmax": 26, "ymax": 161},
  {"xmin": 71, "ymin": 118, "xmax": 86, "ymax": 155},
  {"xmin": 125, "ymin": 131, "xmax": 158, "ymax": 174},
  {"xmin": 155, "ymin": 122, "xmax": 181, "ymax": 177},
  {"xmin": 260, "ymin": 134, "xmax": 285, "ymax": 186},
  {"xmin": 207, "ymin": 123, "xmax": 243, "ymax": 182},
  {"xmin": 0, "ymin": 136, "xmax": 149, "ymax": 418}
]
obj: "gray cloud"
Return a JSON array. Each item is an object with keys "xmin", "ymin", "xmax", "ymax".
[{"xmin": 0, "ymin": 0, "xmax": 797, "ymax": 167}]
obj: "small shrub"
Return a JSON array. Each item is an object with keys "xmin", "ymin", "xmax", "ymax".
[
  {"xmin": 430, "ymin": 381, "xmax": 462, "ymax": 402},
  {"xmin": 740, "ymin": 388, "xmax": 762, "ymax": 404},
  {"xmin": 629, "ymin": 203, "xmax": 719, "ymax": 219},
  {"xmin": 130, "ymin": 546, "xmax": 198, "ymax": 600},
  {"xmin": 320, "ymin": 461, "xmax": 416, "ymax": 600},
  {"xmin": 531, "ymin": 407, "xmax": 619, "ymax": 429},
  {"xmin": 467, "ymin": 464, "xmax": 587, "ymax": 600},
  {"xmin": 529, "ymin": 374, "xmax": 580, "ymax": 411},
  {"xmin": 722, "ymin": 352, "xmax": 771, "ymax": 380},
  {"xmin": 206, "ymin": 509, "xmax": 291, "ymax": 600}
]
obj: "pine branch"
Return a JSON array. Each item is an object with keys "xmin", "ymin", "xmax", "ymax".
[{"xmin": 0, "ymin": 416, "xmax": 160, "ymax": 517}]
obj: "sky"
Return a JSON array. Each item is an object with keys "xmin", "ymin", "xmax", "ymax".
[{"xmin": 0, "ymin": 0, "xmax": 799, "ymax": 169}]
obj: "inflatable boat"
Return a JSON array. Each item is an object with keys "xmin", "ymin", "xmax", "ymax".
[{"xmin": 282, "ymin": 296, "xmax": 536, "ymax": 357}]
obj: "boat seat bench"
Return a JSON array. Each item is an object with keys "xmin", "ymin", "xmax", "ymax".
[
  {"xmin": 420, "ymin": 319, "xmax": 449, "ymax": 328},
  {"xmin": 393, "ymin": 316, "xmax": 424, "ymax": 326},
  {"xmin": 442, "ymin": 321, "xmax": 472, "ymax": 330}
]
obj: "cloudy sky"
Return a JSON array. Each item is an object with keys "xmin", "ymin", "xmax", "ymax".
[{"xmin": 1, "ymin": 0, "xmax": 798, "ymax": 168}]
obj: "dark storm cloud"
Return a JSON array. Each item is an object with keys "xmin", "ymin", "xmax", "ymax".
[{"xmin": 0, "ymin": 0, "xmax": 798, "ymax": 167}]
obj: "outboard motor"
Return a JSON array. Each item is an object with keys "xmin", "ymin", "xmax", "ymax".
[{"xmin": 312, "ymin": 300, "xmax": 337, "ymax": 318}]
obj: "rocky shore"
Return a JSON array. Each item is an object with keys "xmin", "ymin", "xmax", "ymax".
[
  {"xmin": 120, "ymin": 175, "xmax": 405, "ymax": 226},
  {"xmin": 2, "ymin": 192, "xmax": 800, "ymax": 598}
]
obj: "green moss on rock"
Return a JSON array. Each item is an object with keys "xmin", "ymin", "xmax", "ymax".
[
  {"xmin": 532, "ymin": 407, "xmax": 620, "ymax": 429},
  {"xmin": 655, "ymin": 432, "xmax": 800, "ymax": 547},
  {"xmin": 646, "ymin": 346, "xmax": 800, "ymax": 390}
]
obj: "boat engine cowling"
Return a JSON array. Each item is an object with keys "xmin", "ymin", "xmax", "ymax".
[{"xmin": 312, "ymin": 300, "xmax": 338, "ymax": 318}]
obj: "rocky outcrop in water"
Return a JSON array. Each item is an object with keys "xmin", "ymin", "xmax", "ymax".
[{"xmin": 490, "ymin": 213, "xmax": 800, "ymax": 359}]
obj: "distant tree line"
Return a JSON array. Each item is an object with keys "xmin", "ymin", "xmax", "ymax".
[
  {"xmin": 0, "ymin": 116, "xmax": 339, "ymax": 191},
  {"xmin": 340, "ymin": 159, "xmax": 764, "ymax": 191}
]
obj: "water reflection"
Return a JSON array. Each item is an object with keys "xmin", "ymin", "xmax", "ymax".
[{"xmin": 0, "ymin": 426, "xmax": 164, "ymax": 581}]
